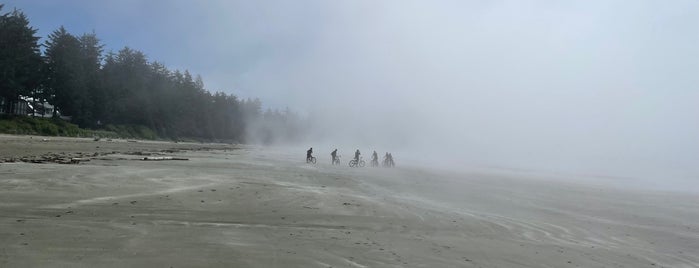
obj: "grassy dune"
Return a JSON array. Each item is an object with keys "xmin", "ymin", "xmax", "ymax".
[{"xmin": 0, "ymin": 115, "xmax": 156, "ymax": 139}]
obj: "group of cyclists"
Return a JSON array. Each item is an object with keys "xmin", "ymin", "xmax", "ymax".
[{"xmin": 307, "ymin": 147, "xmax": 395, "ymax": 168}]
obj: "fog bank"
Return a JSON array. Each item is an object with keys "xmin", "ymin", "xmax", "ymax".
[
  {"xmin": 12, "ymin": 0, "xmax": 698, "ymax": 182},
  {"xmin": 244, "ymin": 1, "xmax": 699, "ymax": 182}
]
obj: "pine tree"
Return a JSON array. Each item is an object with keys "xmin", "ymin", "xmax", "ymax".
[
  {"xmin": 0, "ymin": 6, "xmax": 42, "ymax": 113},
  {"xmin": 43, "ymin": 26, "xmax": 83, "ymax": 119},
  {"xmin": 79, "ymin": 31, "xmax": 104, "ymax": 127}
]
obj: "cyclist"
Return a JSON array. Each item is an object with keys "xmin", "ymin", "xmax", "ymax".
[
  {"xmin": 306, "ymin": 147, "xmax": 313, "ymax": 162},
  {"xmin": 331, "ymin": 149, "xmax": 338, "ymax": 164}
]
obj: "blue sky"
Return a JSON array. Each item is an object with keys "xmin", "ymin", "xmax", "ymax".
[
  {"xmin": 4, "ymin": 0, "xmax": 699, "ymax": 180},
  {"xmin": 4, "ymin": 0, "xmax": 316, "ymax": 102}
]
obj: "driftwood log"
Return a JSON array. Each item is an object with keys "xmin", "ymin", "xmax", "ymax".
[{"xmin": 141, "ymin": 156, "xmax": 189, "ymax": 161}]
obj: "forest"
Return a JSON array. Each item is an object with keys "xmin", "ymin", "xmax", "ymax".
[{"xmin": 0, "ymin": 5, "xmax": 303, "ymax": 143}]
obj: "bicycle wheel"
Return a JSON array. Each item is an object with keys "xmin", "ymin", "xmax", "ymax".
[
  {"xmin": 359, "ymin": 160, "xmax": 365, "ymax": 167},
  {"xmin": 349, "ymin": 160, "xmax": 356, "ymax": 167},
  {"xmin": 312, "ymin": 157, "xmax": 317, "ymax": 164}
]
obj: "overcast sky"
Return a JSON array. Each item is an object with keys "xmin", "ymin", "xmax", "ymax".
[{"xmin": 6, "ymin": 0, "xmax": 699, "ymax": 181}]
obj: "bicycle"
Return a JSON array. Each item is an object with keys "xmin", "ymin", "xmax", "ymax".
[
  {"xmin": 332, "ymin": 155, "xmax": 341, "ymax": 165},
  {"xmin": 349, "ymin": 157, "xmax": 365, "ymax": 168},
  {"xmin": 306, "ymin": 156, "xmax": 316, "ymax": 164},
  {"xmin": 382, "ymin": 157, "xmax": 395, "ymax": 167}
]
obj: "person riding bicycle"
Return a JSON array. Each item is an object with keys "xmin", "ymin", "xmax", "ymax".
[
  {"xmin": 354, "ymin": 149, "xmax": 361, "ymax": 163},
  {"xmin": 306, "ymin": 147, "xmax": 313, "ymax": 162},
  {"xmin": 331, "ymin": 149, "xmax": 338, "ymax": 164},
  {"xmin": 371, "ymin": 151, "xmax": 378, "ymax": 166}
]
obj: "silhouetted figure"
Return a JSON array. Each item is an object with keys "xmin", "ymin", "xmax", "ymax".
[
  {"xmin": 331, "ymin": 149, "xmax": 338, "ymax": 165},
  {"xmin": 371, "ymin": 151, "xmax": 379, "ymax": 167},
  {"xmin": 388, "ymin": 153, "xmax": 395, "ymax": 167},
  {"xmin": 383, "ymin": 152, "xmax": 389, "ymax": 167},
  {"xmin": 306, "ymin": 147, "xmax": 313, "ymax": 162},
  {"xmin": 354, "ymin": 149, "xmax": 361, "ymax": 163}
]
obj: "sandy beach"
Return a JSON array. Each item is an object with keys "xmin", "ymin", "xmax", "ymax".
[{"xmin": 0, "ymin": 135, "xmax": 697, "ymax": 267}]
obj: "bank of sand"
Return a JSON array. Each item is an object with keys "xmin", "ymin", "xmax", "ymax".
[{"xmin": 0, "ymin": 135, "xmax": 697, "ymax": 267}]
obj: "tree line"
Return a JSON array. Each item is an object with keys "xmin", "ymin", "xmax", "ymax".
[{"xmin": 0, "ymin": 5, "xmax": 303, "ymax": 142}]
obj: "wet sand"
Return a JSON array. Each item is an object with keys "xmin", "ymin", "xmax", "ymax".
[{"xmin": 0, "ymin": 135, "xmax": 697, "ymax": 267}]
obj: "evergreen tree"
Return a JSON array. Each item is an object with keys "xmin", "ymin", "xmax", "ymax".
[
  {"xmin": 43, "ymin": 26, "xmax": 84, "ymax": 119},
  {"xmin": 0, "ymin": 4, "xmax": 306, "ymax": 143},
  {"xmin": 101, "ymin": 47, "xmax": 151, "ymax": 126},
  {"xmin": 0, "ymin": 6, "xmax": 42, "ymax": 113},
  {"xmin": 79, "ymin": 32, "xmax": 104, "ymax": 127}
]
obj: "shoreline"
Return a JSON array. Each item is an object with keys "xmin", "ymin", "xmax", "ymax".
[
  {"xmin": 0, "ymin": 134, "xmax": 238, "ymax": 164},
  {"xmin": 0, "ymin": 134, "xmax": 696, "ymax": 267}
]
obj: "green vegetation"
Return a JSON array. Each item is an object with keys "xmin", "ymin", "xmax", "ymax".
[
  {"xmin": 102, "ymin": 124, "xmax": 159, "ymax": 140},
  {"xmin": 0, "ymin": 4, "xmax": 304, "ymax": 143},
  {"xmin": 0, "ymin": 115, "xmax": 99, "ymax": 137},
  {"xmin": 0, "ymin": 115, "xmax": 172, "ymax": 140}
]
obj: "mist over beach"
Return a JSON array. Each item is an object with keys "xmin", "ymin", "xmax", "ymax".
[{"xmin": 1, "ymin": 0, "xmax": 698, "ymax": 267}]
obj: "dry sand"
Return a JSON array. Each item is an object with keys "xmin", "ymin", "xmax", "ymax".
[{"xmin": 0, "ymin": 135, "xmax": 697, "ymax": 267}]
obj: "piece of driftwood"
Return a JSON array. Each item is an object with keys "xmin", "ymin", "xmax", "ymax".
[
  {"xmin": 141, "ymin": 156, "xmax": 189, "ymax": 161},
  {"xmin": 70, "ymin": 158, "xmax": 90, "ymax": 164}
]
